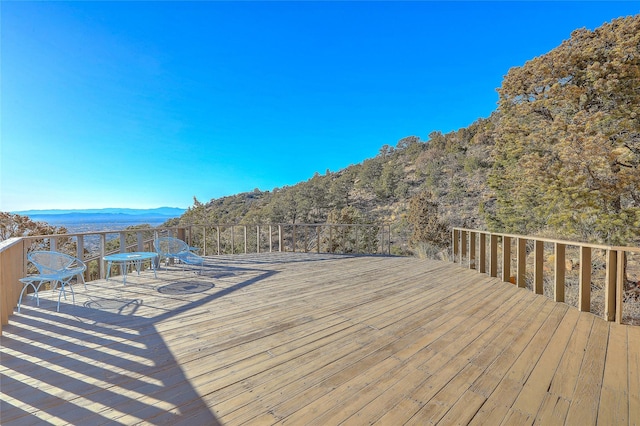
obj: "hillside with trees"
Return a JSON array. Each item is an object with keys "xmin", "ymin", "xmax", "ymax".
[{"xmin": 168, "ymin": 15, "xmax": 639, "ymax": 255}]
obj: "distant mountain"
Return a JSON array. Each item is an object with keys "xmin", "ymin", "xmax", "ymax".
[{"xmin": 13, "ymin": 207, "xmax": 186, "ymax": 217}]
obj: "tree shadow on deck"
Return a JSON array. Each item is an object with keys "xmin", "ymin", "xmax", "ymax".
[{"xmin": 0, "ymin": 260, "xmax": 279, "ymax": 425}]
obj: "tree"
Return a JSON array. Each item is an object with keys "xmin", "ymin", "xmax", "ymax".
[
  {"xmin": 0, "ymin": 212, "xmax": 68, "ymax": 242},
  {"xmin": 377, "ymin": 160, "xmax": 403, "ymax": 199},
  {"xmin": 328, "ymin": 171, "xmax": 355, "ymax": 210},
  {"xmin": 180, "ymin": 196, "xmax": 209, "ymax": 225},
  {"xmin": 487, "ymin": 16, "xmax": 640, "ymax": 245},
  {"xmin": 407, "ymin": 192, "xmax": 449, "ymax": 249},
  {"xmin": 357, "ymin": 158, "xmax": 383, "ymax": 192}
]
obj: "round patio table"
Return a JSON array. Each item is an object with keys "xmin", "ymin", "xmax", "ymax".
[{"xmin": 104, "ymin": 252, "xmax": 158, "ymax": 284}]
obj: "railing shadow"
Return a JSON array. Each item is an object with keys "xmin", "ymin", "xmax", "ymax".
[{"xmin": 0, "ymin": 258, "xmax": 282, "ymax": 424}]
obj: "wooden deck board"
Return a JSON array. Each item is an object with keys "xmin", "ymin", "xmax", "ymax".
[
  {"xmin": 598, "ymin": 321, "xmax": 629, "ymax": 425},
  {"xmin": 1, "ymin": 253, "xmax": 636, "ymax": 425}
]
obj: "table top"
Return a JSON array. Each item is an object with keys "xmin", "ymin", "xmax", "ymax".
[{"xmin": 103, "ymin": 252, "xmax": 158, "ymax": 262}]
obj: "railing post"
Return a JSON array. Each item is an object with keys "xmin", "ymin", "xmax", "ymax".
[
  {"xmin": 329, "ymin": 226, "xmax": 333, "ymax": 253},
  {"xmin": 243, "ymin": 225, "xmax": 248, "ymax": 254},
  {"xmin": 269, "ymin": 225, "xmax": 273, "ymax": 253},
  {"xmin": 202, "ymin": 226, "xmax": 207, "ymax": 256},
  {"xmin": 354, "ymin": 226, "xmax": 358, "ymax": 254},
  {"xmin": 76, "ymin": 234, "xmax": 86, "ymax": 277},
  {"xmin": 99, "ymin": 234, "xmax": 106, "ymax": 279},
  {"xmin": 469, "ymin": 231, "xmax": 476, "ymax": 269},
  {"xmin": 479, "ymin": 232, "xmax": 486, "ymax": 273},
  {"xmin": 616, "ymin": 250, "xmax": 625, "ymax": 324},
  {"xmin": 460, "ymin": 230, "xmax": 467, "ymax": 265},
  {"xmin": 604, "ymin": 249, "xmax": 617, "ymax": 321},
  {"xmin": 231, "ymin": 226, "xmax": 235, "ymax": 255},
  {"xmin": 278, "ymin": 225, "xmax": 283, "ymax": 252},
  {"xmin": 216, "ymin": 226, "xmax": 220, "ymax": 255},
  {"xmin": 256, "ymin": 225, "xmax": 260, "ymax": 254},
  {"xmin": 502, "ymin": 236, "xmax": 511, "ymax": 283},
  {"xmin": 317, "ymin": 226, "xmax": 320, "ymax": 253},
  {"xmin": 244, "ymin": 226, "xmax": 248, "ymax": 254},
  {"xmin": 76, "ymin": 235, "xmax": 84, "ymax": 260},
  {"xmin": 452, "ymin": 229, "xmax": 459, "ymax": 263},
  {"xmin": 136, "ymin": 232, "xmax": 144, "ymax": 251},
  {"xmin": 579, "ymin": 246, "xmax": 592, "ymax": 312},
  {"xmin": 554, "ymin": 243, "xmax": 566, "ymax": 302},
  {"xmin": 292, "ymin": 224, "xmax": 297, "ymax": 252},
  {"xmin": 387, "ymin": 224, "xmax": 391, "ymax": 255},
  {"xmin": 490, "ymin": 234, "xmax": 498, "ymax": 277},
  {"xmin": 119, "ymin": 233, "xmax": 127, "ymax": 253},
  {"xmin": 517, "ymin": 237, "xmax": 526, "ymax": 288},
  {"xmin": 50, "ymin": 236, "xmax": 57, "ymax": 252},
  {"xmin": 534, "ymin": 240, "xmax": 544, "ymax": 295}
]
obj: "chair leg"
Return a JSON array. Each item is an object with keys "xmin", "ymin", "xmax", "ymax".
[
  {"xmin": 56, "ymin": 279, "xmax": 76, "ymax": 312},
  {"xmin": 17, "ymin": 280, "xmax": 39, "ymax": 313},
  {"xmin": 79, "ymin": 273, "xmax": 87, "ymax": 290}
]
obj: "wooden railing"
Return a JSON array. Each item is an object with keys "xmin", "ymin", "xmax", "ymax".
[
  {"xmin": 0, "ymin": 222, "xmax": 390, "ymax": 334},
  {"xmin": 0, "ymin": 238, "xmax": 27, "ymax": 334},
  {"xmin": 181, "ymin": 223, "xmax": 391, "ymax": 256},
  {"xmin": 452, "ymin": 228, "xmax": 640, "ymax": 325}
]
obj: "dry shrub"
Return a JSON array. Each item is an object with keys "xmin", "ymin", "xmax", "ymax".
[{"xmin": 414, "ymin": 242, "xmax": 450, "ymax": 261}]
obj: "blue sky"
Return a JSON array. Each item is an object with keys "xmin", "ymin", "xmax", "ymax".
[{"xmin": 2, "ymin": 1, "xmax": 638, "ymax": 211}]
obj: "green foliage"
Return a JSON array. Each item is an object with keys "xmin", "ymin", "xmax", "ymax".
[
  {"xmin": 487, "ymin": 15, "xmax": 640, "ymax": 245},
  {"xmin": 0, "ymin": 212, "xmax": 74, "ymax": 256},
  {"xmin": 0, "ymin": 212, "xmax": 68, "ymax": 242},
  {"xmin": 407, "ymin": 192, "xmax": 449, "ymax": 249}
]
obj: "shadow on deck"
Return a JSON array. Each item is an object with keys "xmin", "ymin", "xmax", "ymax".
[{"xmin": 1, "ymin": 253, "xmax": 638, "ymax": 425}]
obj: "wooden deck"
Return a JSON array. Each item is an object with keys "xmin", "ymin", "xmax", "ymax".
[{"xmin": 1, "ymin": 253, "xmax": 638, "ymax": 425}]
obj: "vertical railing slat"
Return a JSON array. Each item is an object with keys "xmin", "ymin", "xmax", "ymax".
[
  {"xmin": 292, "ymin": 225, "xmax": 296, "ymax": 253},
  {"xmin": 604, "ymin": 249, "xmax": 617, "ymax": 321},
  {"xmin": 534, "ymin": 240, "xmax": 544, "ymax": 295},
  {"xmin": 490, "ymin": 234, "xmax": 498, "ymax": 278},
  {"xmin": 99, "ymin": 234, "xmax": 106, "ymax": 279},
  {"xmin": 479, "ymin": 233, "xmax": 486, "ymax": 273},
  {"xmin": 616, "ymin": 250, "xmax": 625, "ymax": 324},
  {"xmin": 460, "ymin": 230, "xmax": 467, "ymax": 265},
  {"xmin": 452, "ymin": 229, "xmax": 459, "ymax": 263},
  {"xmin": 469, "ymin": 232, "xmax": 476, "ymax": 270},
  {"xmin": 517, "ymin": 237, "xmax": 526, "ymax": 288},
  {"xmin": 579, "ymin": 246, "xmax": 592, "ymax": 312},
  {"xmin": 502, "ymin": 236, "xmax": 511, "ymax": 283},
  {"xmin": 554, "ymin": 243, "xmax": 566, "ymax": 302}
]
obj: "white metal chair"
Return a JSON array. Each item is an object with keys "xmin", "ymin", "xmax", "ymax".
[
  {"xmin": 18, "ymin": 251, "xmax": 87, "ymax": 312},
  {"xmin": 154, "ymin": 237, "xmax": 204, "ymax": 272}
]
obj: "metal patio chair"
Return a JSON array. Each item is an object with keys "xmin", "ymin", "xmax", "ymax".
[
  {"xmin": 18, "ymin": 251, "xmax": 87, "ymax": 312},
  {"xmin": 154, "ymin": 237, "xmax": 204, "ymax": 272}
]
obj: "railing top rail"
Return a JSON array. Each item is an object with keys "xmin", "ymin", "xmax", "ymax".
[
  {"xmin": 0, "ymin": 237, "xmax": 23, "ymax": 252},
  {"xmin": 452, "ymin": 227, "xmax": 640, "ymax": 253}
]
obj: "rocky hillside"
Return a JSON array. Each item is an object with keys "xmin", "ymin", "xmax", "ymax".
[{"xmin": 169, "ymin": 15, "xmax": 640, "ymax": 254}]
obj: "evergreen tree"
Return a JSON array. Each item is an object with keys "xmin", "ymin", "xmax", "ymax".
[{"xmin": 488, "ymin": 16, "xmax": 640, "ymax": 244}]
